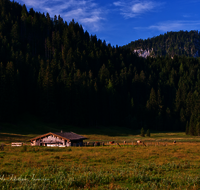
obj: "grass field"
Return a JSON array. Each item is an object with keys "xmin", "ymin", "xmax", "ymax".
[
  {"xmin": 1, "ymin": 114, "xmax": 200, "ymax": 189},
  {"xmin": 1, "ymin": 143, "xmax": 200, "ymax": 189}
]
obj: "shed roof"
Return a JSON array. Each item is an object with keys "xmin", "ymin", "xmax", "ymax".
[{"xmin": 30, "ymin": 132, "xmax": 87, "ymax": 141}]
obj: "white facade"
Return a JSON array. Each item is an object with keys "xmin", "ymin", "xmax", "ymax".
[
  {"xmin": 31, "ymin": 134, "xmax": 67, "ymax": 146},
  {"xmin": 30, "ymin": 133, "xmax": 84, "ymax": 147},
  {"xmin": 30, "ymin": 132, "xmax": 85, "ymax": 147}
]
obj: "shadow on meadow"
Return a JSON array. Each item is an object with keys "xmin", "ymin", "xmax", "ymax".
[
  {"xmin": 0, "ymin": 113, "xmax": 139, "ymax": 136},
  {"xmin": 0, "ymin": 133, "xmax": 31, "ymax": 143},
  {"xmin": 0, "ymin": 113, "xmax": 187, "ymax": 140}
]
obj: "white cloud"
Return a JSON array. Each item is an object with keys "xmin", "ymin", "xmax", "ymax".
[
  {"xmin": 113, "ymin": 0, "xmax": 163, "ymax": 18},
  {"xmin": 133, "ymin": 20, "xmax": 200, "ymax": 32},
  {"xmin": 148, "ymin": 20, "xmax": 200, "ymax": 31},
  {"xmin": 16, "ymin": 0, "xmax": 105, "ymax": 32},
  {"xmin": 132, "ymin": 2, "xmax": 155, "ymax": 13},
  {"xmin": 113, "ymin": 1, "xmax": 123, "ymax": 6}
]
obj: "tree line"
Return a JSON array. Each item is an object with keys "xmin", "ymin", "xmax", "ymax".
[{"xmin": 1, "ymin": 0, "xmax": 200, "ymax": 135}]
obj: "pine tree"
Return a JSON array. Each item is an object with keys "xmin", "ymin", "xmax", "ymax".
[
  {"xmin": 196, "ymin": 122, "xmax": 200, "ymax": 136},
  {"xmin": 146, "ymin": 129, "xmax": 150, "ymax": 137},
  {"xmin": 189, "ymin": 115, "xmax": 196, "ymax": 136},
  {"xmin": 185, "ymin": 121, "xmax": 189, "ymax": 135},
  {"xmin": 146, "ymin": 88, "xmax": 157, "ymax": 111},
  {"xmin": 141, "ymin": 127, "xmax": 145, "ymax": 137}
]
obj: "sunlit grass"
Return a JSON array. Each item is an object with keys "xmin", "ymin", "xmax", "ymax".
[
  {"xmin": 1, "ymin": 115, "xmax": 200, "ymax": 188},
  {"xmin": 0, "ymin": 143, "xmax": 200, "ymax": 189}
]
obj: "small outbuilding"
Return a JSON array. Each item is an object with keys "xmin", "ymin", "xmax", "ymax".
[{"xmin": 30, "ymin": 131, "xmax": 87, "ymax": 147}]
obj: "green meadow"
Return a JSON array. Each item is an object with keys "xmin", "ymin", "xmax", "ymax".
[
  {"xmin": 1, "ymin": 115, "xmax": 200, "ymax": 189},
  {"xmin": 1, "ymin": 144, "xmax": 200, "ymax": 189}
]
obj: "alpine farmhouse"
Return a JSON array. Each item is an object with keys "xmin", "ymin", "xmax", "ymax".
[{"xmin": 30, "ymin": 131, "xmax": 87, "ymax": 147}]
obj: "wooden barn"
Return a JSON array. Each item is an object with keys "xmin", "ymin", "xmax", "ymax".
[{"xmin": 30, "ymin": 131, "xmax": 87, "ymax": 147}]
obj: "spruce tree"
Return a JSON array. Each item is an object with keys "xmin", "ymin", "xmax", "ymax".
[
  {"xmin": 189, "ymin": 115, "xmax": 196, "ymax": 136},
  {"xmin": 141, "ymin": 127, "xmax": 145, "ymax": 137},
  {"xmin": 196, "ymin": 122, "xmax": 200, "ymax": 136},
  {"xmin": 185, "ymin": 121, "xmax": 189, "ymax": 135},
  {"xmin": 146, "ymin": 129, "xmax": 150, "ymax": 137}
]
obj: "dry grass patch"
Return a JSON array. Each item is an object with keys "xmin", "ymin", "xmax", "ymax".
[{"xmin": 1, "ymin": 136, "xmax": 200, "ymax": 189}]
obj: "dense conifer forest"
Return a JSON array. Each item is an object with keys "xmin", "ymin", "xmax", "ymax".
[
  {"xmin": 125, "ymin": 30, "xmax": 200, "ymax": 57},
  {"xmin": 1, "ymin": 0, "xmax": 200, "ymax": 135}
]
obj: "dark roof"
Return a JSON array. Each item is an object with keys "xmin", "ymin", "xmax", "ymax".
[
  {"xmin": 30, "ymin": 132, "xmax": 87, "ymax": 141},
  {"xmin": 54, "ymin": 132, "xmax": 87, "ymax": 140}
]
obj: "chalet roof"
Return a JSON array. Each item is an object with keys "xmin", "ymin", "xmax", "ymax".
[
  {"xmin": 54, "ymin": 132, "xmax": 87, "ymax": 140},
  {"xmin": 30, "ymin": 132, "xmax": 87, "ymax": 141}
]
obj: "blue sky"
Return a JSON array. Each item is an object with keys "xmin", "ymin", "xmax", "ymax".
[{"xmin": 14, "ymin": 0, "xmax": 200, "ymax": 47}]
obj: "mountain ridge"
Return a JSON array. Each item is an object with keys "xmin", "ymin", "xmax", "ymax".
[{"xmin": 124, "ymin": 30, "xmax": 200, "ymax": 58}]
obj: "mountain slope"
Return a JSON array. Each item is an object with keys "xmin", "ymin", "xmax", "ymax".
[
  {"xmin": 125, "ymin": 30, "xmax": 200, "ymax": 58},
  {"xmin": 0, "ymin": 0, "xmax": 142, "ymax": 126},
  {"xmin": 2, "ymin": 0, "xmax": 200, "ymax": 135}
]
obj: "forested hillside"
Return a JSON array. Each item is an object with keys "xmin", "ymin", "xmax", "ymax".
[
  {"xmin": 1, "ymin": 0, "xmax": 200, "ymax": 135},
  {"xmin": 125, "ymin": 31, "xmax": 200, "ymax": 58}
]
